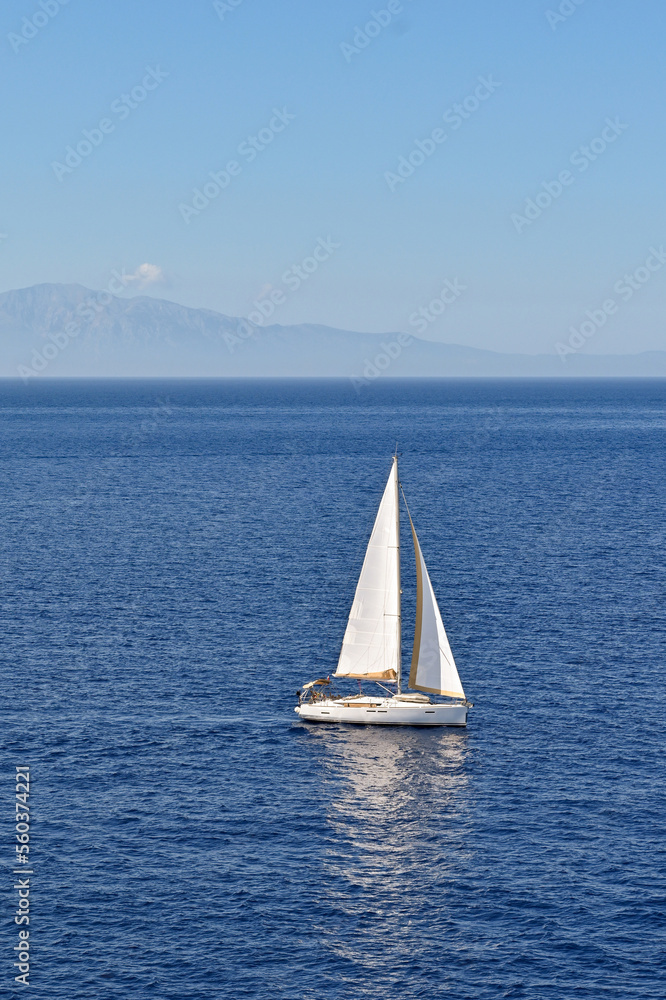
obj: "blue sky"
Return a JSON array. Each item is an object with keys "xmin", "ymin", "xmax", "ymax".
[{"xmin": 2, "ymin": 0, "xmax": 665, "ymax": 355}]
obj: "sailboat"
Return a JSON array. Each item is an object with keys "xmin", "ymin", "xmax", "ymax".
[{"xmin": 295, "ymin": 456, "xmax": 471, "ymax": 727}]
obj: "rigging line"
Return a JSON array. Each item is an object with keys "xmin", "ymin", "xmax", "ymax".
[{"xmin": 399, "ymin": 482, "xmax": 416, "ymax": 530}]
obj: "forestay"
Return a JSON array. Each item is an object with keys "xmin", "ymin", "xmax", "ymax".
[{"xmin": 334, "ymin": 460, "xmax": 401, "ymax": 680}]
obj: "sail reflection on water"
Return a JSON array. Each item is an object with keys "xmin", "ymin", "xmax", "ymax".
[{"xmin": 302, "ymin": 725, "xmax": 472, "ymax": 977}]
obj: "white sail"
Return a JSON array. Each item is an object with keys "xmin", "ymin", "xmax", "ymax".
[
  {"xmin": 334, "ymin": 459, "xmax": 401, "ymax": 681},
  {"xmin": 407, "ymin": 518, "xmax": 465, "ymax": 699}
]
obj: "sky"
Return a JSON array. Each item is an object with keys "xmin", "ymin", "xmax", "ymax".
[{"xmin": 1, "ymin": 0, "xmax": 665, "ymax": 356}]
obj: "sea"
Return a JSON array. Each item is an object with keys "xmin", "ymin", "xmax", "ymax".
[{"xmin": 1, "ymin": 377, "xmax": 664, "ymax": 1000}]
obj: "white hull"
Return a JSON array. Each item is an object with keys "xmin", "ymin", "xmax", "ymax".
[{"xmin": 295, "ymin": 697, "xmax": 467, "ymax": 727}]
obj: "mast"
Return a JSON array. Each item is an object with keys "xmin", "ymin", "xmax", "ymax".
[{"xmin": 394, "ymin": 453, "xmax": 402, "ymax": 694}]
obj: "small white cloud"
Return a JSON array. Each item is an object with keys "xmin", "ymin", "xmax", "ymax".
[{"xmin": 126, "ymin": 263, "xmax": 166, "ymax": 286}]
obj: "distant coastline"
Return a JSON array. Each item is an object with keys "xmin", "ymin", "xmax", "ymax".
[{"xmin": 2, "ymin": 283, "xmax": 666, "ymax": 379}]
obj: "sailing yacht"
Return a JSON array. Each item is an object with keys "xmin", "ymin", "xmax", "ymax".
[{"xmin": 295, "ymin": 456, "xmax": 471, "ymax": 727}]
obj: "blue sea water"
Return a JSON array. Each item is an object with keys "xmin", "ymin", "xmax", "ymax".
[{"xmin": 1, "ymin": 377, "xmax": 665, "ymax": 1000}]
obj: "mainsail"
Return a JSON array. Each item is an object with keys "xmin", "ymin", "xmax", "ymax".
[
  {"xmin": 334, "ymin": 459, "xmax": 401, "ymax": 681},
  {"xmin": 406, "ymin": 512, "xmax": 465, "ymax": 699}
]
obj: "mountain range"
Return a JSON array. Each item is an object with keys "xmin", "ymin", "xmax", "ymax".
[{"xmin": 1, "ymin": 283, "xmax": 665, "ymax": 378}]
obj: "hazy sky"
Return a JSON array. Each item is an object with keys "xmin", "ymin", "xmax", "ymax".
[{"xmin": 2, "ymin": 0, "xmax": 665, "ymax": 355}]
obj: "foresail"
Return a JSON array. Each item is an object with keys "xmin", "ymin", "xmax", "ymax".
[
  {"xmin": 408, "ymin": 521, "xmax": 465, "ymax": 699},
  {"xmin": 334, "ymin": 460, "xmax": 400, "ymax": 680}
]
